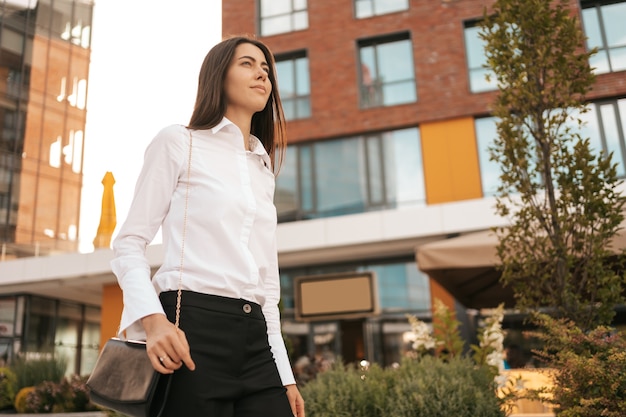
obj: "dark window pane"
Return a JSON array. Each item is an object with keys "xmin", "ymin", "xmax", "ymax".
[
  {"xmin": 276, "ymin": 146, "xmax": 298, "ymax": 220},
  {"xmin": 366, "ymin": 136, "xmax": 384, "ymax": 205},
  {"xmin": 300, "ymin": 146, "xmax": 314, "ymax": 211}
]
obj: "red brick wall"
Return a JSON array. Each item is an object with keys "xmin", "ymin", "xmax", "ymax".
[{"xmin": 223, "ymin": 0, "xmax": 626, "ymax": 144}]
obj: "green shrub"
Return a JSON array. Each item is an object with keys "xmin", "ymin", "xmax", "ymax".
[
  {"xmin": 302, "ymin": 356, "xmax": 505, "ymax": 417},
  {"xmin": 0, "ymin": 367, "xmax": 17, "ymax": 410},
  {"xmin": 10, "ymin": 355, "xmax": 67, "ymax": 392},
  {"xmin": 531, "ymin": 313, "xmax": 626, "ymax": 417}
]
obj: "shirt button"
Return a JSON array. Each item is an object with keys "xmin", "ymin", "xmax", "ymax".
[{"xmin": 243, "ymin": 304, "xmax": 252, "ymax": 314}]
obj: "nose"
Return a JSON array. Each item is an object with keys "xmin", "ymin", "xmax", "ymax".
[{"xmin": 256, "ymin": 66, "xmax": 267, "ymax": 81}]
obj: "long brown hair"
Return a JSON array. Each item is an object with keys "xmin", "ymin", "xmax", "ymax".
[{"xmin": 187, "ymin": 36, "xmax": 286, "ymax": 170}]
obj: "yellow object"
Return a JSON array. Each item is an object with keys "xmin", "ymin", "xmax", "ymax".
[
  {"xmin": 14, "ymin": 386, "xmax": 35, "ymax": 413},
  {"xmin": 93, "ymin": 171, "xmax": 117, "ymax": 249},
  {"xmin": 500, "ymin": 369, "xmax": 555, "ymax": 416}
]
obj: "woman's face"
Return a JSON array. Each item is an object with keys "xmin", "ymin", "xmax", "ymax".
[{"xmin": 224, "ymin": 42, "xmax": 272, "ymax": 116}]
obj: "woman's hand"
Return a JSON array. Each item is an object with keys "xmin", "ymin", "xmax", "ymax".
[
  {"xmin": 285, "ymin": 384, "xmax": 305, "ymax": 416},
  {"xmin": 142, "ymin": 313, "xmax": 196, "ymax": 374}
]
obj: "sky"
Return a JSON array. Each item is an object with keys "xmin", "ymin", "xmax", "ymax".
[{"xmin": 79, "ymin": 1, "xmax": 222, "ymax": 252}]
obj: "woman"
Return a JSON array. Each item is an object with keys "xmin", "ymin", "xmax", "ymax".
[{"xmin": 111, "ymin": 36, "xmax": 305, "ymax": 417}]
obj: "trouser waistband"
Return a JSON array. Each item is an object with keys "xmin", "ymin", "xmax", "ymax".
[{"xmin": 160, "ymin": 290, "xmax": 264, "ymax": 320}]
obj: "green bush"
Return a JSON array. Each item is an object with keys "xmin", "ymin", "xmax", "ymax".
[
  {"xmin": 302, "ymin": 356, "xmax": 505, "ymax": 417},
  {"xmin": 0, "ymin": 367, "xmax": 17, "ymax": 410},
  {"xmin": 531, "ymin": 313, "xmax": 626, "ymax": 417},
  {"xmin": 10, "ymin": 355, "xmax": 67, "ymax": 392}
]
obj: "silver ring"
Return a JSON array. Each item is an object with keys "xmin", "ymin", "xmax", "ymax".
[{"xmin": 159, "ymin": 356, "xmax": 166, "ymax": 362}]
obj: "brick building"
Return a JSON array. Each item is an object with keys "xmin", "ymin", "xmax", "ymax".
[{"xmin": 220, "ymin": 0, "xmax": 626, "ymax": 368}]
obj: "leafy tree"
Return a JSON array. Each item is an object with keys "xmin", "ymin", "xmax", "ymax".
[{"xmin": 480, "ymin": 0, "xmax": 626, "ymax": 332}]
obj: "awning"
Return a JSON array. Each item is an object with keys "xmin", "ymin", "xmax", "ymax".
[
  {"xmin": 416, "ymin": 225, "xmax": 626, "ymax": 309},
  {"xmin": 416, "ymin": 230, "xmax": 509, "ymax": 309}
]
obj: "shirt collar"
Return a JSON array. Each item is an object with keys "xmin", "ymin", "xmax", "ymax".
[
  {"xmin": 210, "ymin": 117, "xmax": 236, "ymax": 134},
  {"xmin": 211, "ymin": 117, "xmax": 273, "ymax": 168}
]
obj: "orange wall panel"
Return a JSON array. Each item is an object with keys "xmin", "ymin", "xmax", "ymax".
[
  {"xmin": 429, "ymin": 278, "xmax": 456, "ymax": 312},
  {"xmin": 100, "ymin": 283, "xmax": 124, "ymax": 347},
  {"xmin": 421, "ymin": 117, "xmax": 483, "ymax": 204}
]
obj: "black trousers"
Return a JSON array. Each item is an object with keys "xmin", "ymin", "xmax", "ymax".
[{"xmin": 159, "ymin": 291, "xmax": 294, "ymax": 417}]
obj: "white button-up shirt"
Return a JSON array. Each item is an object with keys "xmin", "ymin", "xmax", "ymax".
[{"xmin": 110, "ymin": 118, "xmax": 295, "ymax": 385}]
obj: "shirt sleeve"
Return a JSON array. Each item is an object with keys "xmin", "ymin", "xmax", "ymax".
[
  {"xmin": 261, "ymin": 228, "xmax": 296, "ymax": 385},
  {"xmin": 110, "ymin": 125, "xmax": 187, "ymax": 338}
]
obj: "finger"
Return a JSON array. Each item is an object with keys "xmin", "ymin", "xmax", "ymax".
[
  {"xmin": 297, "ymin": 399, "xmax": 305, "ymax": 417},
  {"xmin": 176, "ymin": 329, "xmax": 196, "ymax": 370},
  {"xmin": 150, "ymin": 354, "xmax": 173, "ymax": 374},
  {"xmin": 160, "ymin": 354, "xmax": 183, "ymax": 370}
]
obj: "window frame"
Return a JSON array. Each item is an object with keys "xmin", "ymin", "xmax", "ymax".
[
  {"xmin": 580, "ymin": 0, "xmax": 626, "ymax": 74},
  {"xmin": 463, "ymin": 19, "xmax": 498, "ymax": 94},
  {"xmin": 274, "ymin": 127, "xmax": 425, "ymax": 222},
  {"xmin": 357, "ymin": 32, "xmax": 417, "ymax": 109},
  {"xmin": 258, "ymin": 0, "xmax": 309, "ymax": 37},
  {"xmin": 274, "ymin": 50, "xmax": 311, "ymax": 120},
  {"xmin": 354, "ymin": 0, "xmax": 409, "ymax": 19}
]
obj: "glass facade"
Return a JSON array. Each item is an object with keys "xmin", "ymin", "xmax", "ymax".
[
  {"xmin": 0, "ymin": 294, "xmax": 99, "ymax": 376},
  {"xmin": 475, "ymin": 98, "xmax": 626, "ymax": 195},
  {"xmin": 358, "ymin": 34, "xmax": 417, "ymax": 108},
  {"xmin": 275, "ymin": 127, "xmax": 425, "ymax": 222},
  {"xmin": 0, "ymin": 0, "xmax": 93, "ymax": 257}
]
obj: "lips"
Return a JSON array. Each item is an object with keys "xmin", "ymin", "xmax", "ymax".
[{"xmin": 252, "ymin": 85, "xmax": 267, "ymax": 93}]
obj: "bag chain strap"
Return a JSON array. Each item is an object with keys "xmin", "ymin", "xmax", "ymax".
[{"xmin": 175, "ymin": 129, "xmax": 193, "ymax": 328}]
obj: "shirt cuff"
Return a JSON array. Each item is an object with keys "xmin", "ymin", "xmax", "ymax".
[
  {"xmin": 268, "ymin": 333, "xmax": 296, "ymax": 385},
  {"xmin": 116, "ymin": 267, "xmax": 165, "ymax": 339}
]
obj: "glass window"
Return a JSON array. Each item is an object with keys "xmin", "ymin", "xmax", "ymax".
[
  {"xmin": 0, "ymin": 298, "xmax": 16, "ymax": 337},
  {"xmin": 364, "ymin": 263, "xmax": 430, "ymax": 310},
  {"xmin": 260, "ymin": 0, "xmax": 308, "ymax": 37},
  {"xmin": 25, "ymin": 297, "xmax": 56, "ymax": 354},
  {"xmin": 314, "ymin": 137, "xmax": 368, "ymax": 216},
  {"xmin": 582, "ymin": 1, "xmax": 626, "ymax": 74},
  {"xmin": 355, "ymin": 0, "xmax": 409, "ymax": 19},
  {"xmin": 475, "ymin": 117, "xmax": 501, "ymax": 196},
  {"xmin": 276, "ymin": 146, "xmax": 298, "ymax": 221},
  {"xmin": 275, "ymin": 52, "xmax": 311, "ymax": 120},
  {"xmin": 585, "ymin": 99, "xmax": 626, "ymax": 176},
  {"xmin": 275, "ymin": 127, "xmax": 425, "ymax": 221},
  {"xmin": 383, "ymin": 128, "xmax": 425, "ymax": 207},
  {"xmin": 476, "ymin": 99, "xmax": 626, "ymax": 197},
  {"xmin": 55, "ymin": 302, "xmax": 81, "ymax": 375},
  {"xmin": 359, "ymin": 35, "xmax": 417, "ymax": 108},
  {"xmin": 80, "ymin": 306, "xmax": 100, "ymax": 376},
  {"xmin": 464, "ymin": 23, "xmax": 497, "ymax": 93}
]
